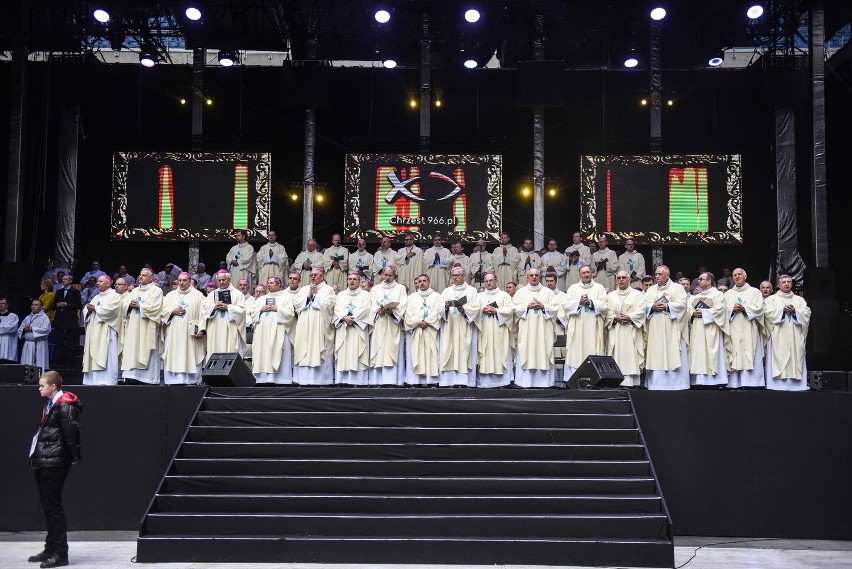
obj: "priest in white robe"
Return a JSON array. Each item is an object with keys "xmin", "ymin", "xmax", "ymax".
[
  {"xmin": 565, "ymin": 232, "xmax": 592, "ymax": 266},
  {"xmin": 293, "ymin": 239, "xmax": 324, "ymax": 287},
  {"xmin": 203, "ymin": 270, "xmax": 248, "ymax": 360},
  {"xmin": 121, "ymin": 268, "xmax": 163, "ymax": 384},
  {"xmin": 226, "ymin": 229, "xmax": 258, "ymax": 287},
  {"xmin": 18, "ymin": 299, "xmax": 51, "ymax": 372},
  {"xmin": 292, "ymin": 268, "xmax": 336, "ymax": 385},
  {"xmin": 605, "ymin": 272, "xmax": 647, "ymax": 387},
  {"xmin": 517, "ymin": 238, "xmax": 543, "ymax": 283},
  {"xmin": 323, "ymin": 233, "xmax": 350, "ymax": 290},
  {"xmin": 0, "ymin": 297, "xmax": 19, "ymax": 362},
  {"xmin": 403, "ymin": 274, "xmax": 444, "ymax": 386},
  {"xmin": 724, "ymin": 268, "xmax": 765, "ymax": 388},
  {"xmin": 467, "ymin": 239, "xmax": 494, "ymax": 289},
  {"xmin": 591, "ymin": 236, "xmax": 618, "ymax": 291},
  {"xmin": 161, "ymin": 272, "xmax": 207, "ymax": 385},
  {"xmin": 448, "ymin": 242, "xmax": 470, "ymax": 274},
  {"xmin": 82, "ymin": 276, "xmax": 123, "ymax": 385},
  {"xmin": 369, "ymin": 265, "xmax": 409, "ymax": 385},
  {"xmin": 439, "ymin": 267, "xmax": 482, "ymax": 387},
  {"xmin": 565, "ymin": 250, "xmax": 586, "ymax": 288},
  {"xmin": 643, "ymin": 265, "xmax": 690, "ymax": 390},
  {"xmin": 476, "ymin": 273, "xmax": 515, "ymax": 388},
  {"xmin": 423, "ymin": 235, "xmax": 452, "ymax": 293},
  {"xmin": 492, "ymin": 233, "xmax": 520, "ymax": 290},
  {"xmin": 257, "ymin": 230, "xmax": 288, "ymax": 285},
  {"xmin": 371, "ymin": 237, "xmax": 398, "ymax": 282},
  {"xmin": 617, "ymin": 239, "xmax": 646, "ymax": 290},
  {"xmin": 333, "ymin": 272, "xmax": 374, "ymax": 386},
  {"xmin": 541, "ymin": 239, "xmax": 568, "ymax": 291},
  {"xmin": 763, "ymin": 274, "xmax": 811, "ymax": 391},
  {"xmin": 350, "ymin": 238, "xmax": 375, "ymax": 282},
  {"xmin": 513, "ymin": 268, "xmax": 560, "ymax": 388},
  {"xmin": 251, "ymin": 276, "xmax": 298, "ymax": 384},
  {"xmin": 396, "ymin": 233, "xmax": 424, "ymax": 293},
  {"xmin": 686, "ymin": 272, "xmax": 729, "ymax": 387},
  {"xmin": 560, "ymin": 266, "xmax": 609, "ymax": 381}
]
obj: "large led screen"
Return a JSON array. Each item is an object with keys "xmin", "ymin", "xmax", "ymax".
[
  {"xmin": 580, "ymin": 154, "xmax": 742, "ymax": 244},
  {"xmin": 111, "ymin": 151, "xmax": 271, "ymax": 241},
  {"xmin": 344, "ymin": 154, "xmax": 502, "ymax": 243}
]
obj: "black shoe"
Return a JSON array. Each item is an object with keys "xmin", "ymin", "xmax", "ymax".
[
  {"xmin": 39, "ymin": 555, "xmax": 69, "ymax": 568},
  {"xmin": 28, "ymin": 550, "xmax": 50, "ymax": 562}
]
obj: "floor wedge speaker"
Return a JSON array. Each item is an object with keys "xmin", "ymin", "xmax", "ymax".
[
  {"xmin": 202, "ymin": 353, "xmax": 256, "ymax": 387},
  {"xmin": 567, "ymin": 355, "xmax": 624, "ymax": 389}
]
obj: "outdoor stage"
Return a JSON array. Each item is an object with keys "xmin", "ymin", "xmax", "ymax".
[{"xmin": 2, "ymin": 385, "xmax": 850, "ymax": 543}]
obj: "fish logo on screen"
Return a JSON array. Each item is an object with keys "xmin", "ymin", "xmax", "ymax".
[{"xmin": 373, "ymin": 166, "xmax": 468, "ymax": 234}]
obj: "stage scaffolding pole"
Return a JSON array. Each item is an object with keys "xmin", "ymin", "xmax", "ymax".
[
  {"xmin": 419, "ymin": 13, "xmax": 432, "ymax": 154},
  {"xmin": 810, "ymin": 0, "xmax": 829, "ymax": 268},
  {"xmin": 189, "ymin": 46, "xmax": 205, "ymax": 272},
  {"xmin": 302, "ymin": 19, "xmax": 319, "ymax": 249},
  {"xmin": 532, "ymin": 15, "xmax": 545, "ymax": 251},
  {"xmin": 649, "ymin": 21, "xmax": 663, "ymax": 269}
]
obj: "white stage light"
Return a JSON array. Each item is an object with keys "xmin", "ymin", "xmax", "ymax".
[
  {"xmin": 465, "ymin": 9, "xmax": 481, "ymax": 23},
  {"xmin": 650, "ymin": 7, "xmax": 666, "ymax": 21},
  {"xmin": 464, "ymin": 59, "xmax": 478, "ymax": 69},
  {"xmin": 382, "ymin": 58, "xmax": 397, "ymax": 69},
  {"xmin": 93, "ymin": 9, "xmax": 110, "ymax": 23},
  {"xmin": 375, "ymin": 10, "xmax": 391, "ymax": 24},
  {"xmin": 747, "ymin": 4, "xmax": 764, "ymax": 19},
  {"xmin": 185, "ymin": 7, "xmax": 202, "ymax": 21}
]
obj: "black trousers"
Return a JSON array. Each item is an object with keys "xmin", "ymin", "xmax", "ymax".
[
  {"xmin": 52, "ymin": 327, "xmax": 79, "ymax": 365},
  {"xmin": 34, "ymin": 466, "xmax": 70, "ymax": 557}
]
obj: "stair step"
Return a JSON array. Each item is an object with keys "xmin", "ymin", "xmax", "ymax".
[
  {"xmin": 163, "ymin": 475, "xmax": 658, "ymax": 495},
  {"xmin": 154, "ymin": 493, "xmax": 663, "ymax": 514},
  {"xmin": 136, "ymin": 534, "xmax": 674, "ymax": 567},
  {"xmin": 202, "ymin": 386, "xmax": 629, "ymax": 400},
  {"xmin": 187, "ymin": 425, "xmax": 641, "ymax": 444},
  {"xmin": 171, "ymin": 458, "xmax": 652, "ymax": 477},
  {"xmin": 144, "ymin": 512, "xmax": 669, "ymax": 539},
  {"xmin": 196, "ymin": 410, "xmax": 638, "ymax": 428},
  {"xmin": 179, "ymin": 441, "xmax": 647, "ymax": 460},
  {"xmin": 201, "ymin": 397, "xmax": 632, "ymax": 414}
]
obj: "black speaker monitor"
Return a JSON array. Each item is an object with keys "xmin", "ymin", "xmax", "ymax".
[
  {"xmin": 567, "ymin": 355, "xmax": 624, "ymax": 389},
  {"xmin": 202, "ymin": 353, "xmax": 256, "ymax": 387},
  {"xmin": 0, "ymin": 364, "xmax": 42, "ymax": 384}
]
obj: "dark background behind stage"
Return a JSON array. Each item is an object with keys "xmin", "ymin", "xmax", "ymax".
[
  {"xmin": 2, "ymin": 386, "xmax": 851, "ymax": 540},
  {"xmin": 0, "ymin": 60, "xmax": 850, "ymax": 286}
]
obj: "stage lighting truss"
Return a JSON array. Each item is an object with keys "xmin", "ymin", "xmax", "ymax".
[{"xmin": 218, "ymin": 49, "xmax": 240, "ymax": 67}]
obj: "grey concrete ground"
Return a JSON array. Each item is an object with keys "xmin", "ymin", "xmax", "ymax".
[{"xmin": 1, "ymin": 532, "xmax": 851, "ymax": 569}]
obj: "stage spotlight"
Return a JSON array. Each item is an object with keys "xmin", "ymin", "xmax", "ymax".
[
  {"xmin": 409, "ymin": 98, "xmax": 418, "ymax": 109},
  {"xmin": 179, "ymin": 98, "xmax": 187, "ymax": 105},
  {"xmin": 139, "ymin": 50, "xmax": 156, "ymax": 67},
  {"xmin": 709, "ymin": 55, "xmax": 723, "ymax": 66},
  {"xmin": 464, "ymin": 9, "xmax": 481, "ymax": 23},
  {"xmin": 746, "ymin": 4, "xmax": 764, "ymax": 19},
  {"xmin": 624, "ymin": 51, "xmax": 639, "ymax": 68},
  {"xmin": 315, "ymin": 194, "xmax": 325, "ymax": 203},
  {"xmin": 434, "ymin": 98, "xmax": 442, "ymax": 107},
  {"xmin": 521, "ymin": 186, "xmax": 531, "ymax": 197},
  {"xmin": 375, "ymin": 9, "xmax": 391, "ymax": 24},
  {"xmin": 185, "ymin": 7, "xmax": 202, "ymax": 21},
  {"xmin": 640, "ymin": 98, "xmax": 648, "ymax": 106},
  {"xmin": 547, "ymin": 188, "xmax": 557, "ymax": 197},
  {"xmin": 218, "ymin": 50, "xmax": 238, "ymax": 67},
  {"xmin": 382, "ymin": 58, "xmax": 397, "ymax": 68},
  {"xmin": 666, "ymin": 99, "xmax": 674, "ymax": 106},
  {"xmin": 206, "ymin": 98, "xmax": 213, "ymax": 106},
  {"xmin": 289, "ymin": 193, "xmax": 299, "ymax": 202},
  {"xmin": 93, "ymin": 9, "xmax": 110, "ymax": 23},
  {"xmin": 650, "ymin": 7, "xmax": 666, "ymax": 21},
  {"xmin": 463, "ymin": 58, "xmax": 478, "ymax": 69}
]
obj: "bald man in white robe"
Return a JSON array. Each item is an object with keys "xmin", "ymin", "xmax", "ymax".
[
  {"xmin": 292, "ymin": 268, "xmax": 336, "ymax": 385},
  {"xmin": 369, "ymin": 266, "xmax": 408, "ymax": 385},
  {"xmin": 121, "ymin": 268, "xmax": 163, "ymax": 384},
  {"xmin": 492, "ymin": 233, "xmax": 520, "ymax": 290},
  {"xmin": 403, "ymin": 274, "xmax": 443, "ymax": 386},
  {"xmin": 439, "ymin": 267, "xmax": 482, "ymax": 387},
  {"xmin": 333, "ymin": 272, "xmax": 374, "ymax": 386},
  {"xmin": 251, "ymin": 276, "xmax": 298, "ymax": 384},
  {"xmin": 643, "ymin": 265, "xmax": 689, "ymax": 390},
  {"xmin": 560, "ymin": 266, "xmax": 608, "ymax": 381},
  {"xmin": 605, "ymin": 271, "xmax": 647, "ymax": 387},
  {"xmin": 476, "ymin": 272, "xmax": 515, "ymax": 388},
  {"xmin": 512, "ymin": 268, "xmax": 560, "ymax": 388},
  {"xmin": 203, "ymin": 270, "xmax": 247, "ymax": 360},
  {"xmin": 161, "ymin": 272, "xmax": 207, "ymax": 385},
  {"xmin": 82, "ymin": 276, "xmax": 123, "ymax": 385},
  {"xmin": 724, "ymin": 268, "xmax": 765, "ymax": 388}
]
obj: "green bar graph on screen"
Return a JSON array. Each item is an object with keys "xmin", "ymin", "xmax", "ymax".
[
  {"xmin": 669, "ymin": 167, "xmax": 708, "ymax": 232},
  {"xmin": 158, "ymin": 165, "xmax": 174, "ymax": 229},
  {"xmin": 233, "ymin": 164, "xmax": 249, "ymax": 229},
  {"xmin": 375, "ymin": 166, "xmax": 420, "ymax": 233}
]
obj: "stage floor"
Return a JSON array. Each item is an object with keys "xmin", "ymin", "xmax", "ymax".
[{"xmin": 1, "ymin": 532, "xmax": 851, "ymax": 569}]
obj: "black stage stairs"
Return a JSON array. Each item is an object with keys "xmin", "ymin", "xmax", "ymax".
[{"xmin": 137, "ymin": 387, "xmax": 674, "ymax": 567}]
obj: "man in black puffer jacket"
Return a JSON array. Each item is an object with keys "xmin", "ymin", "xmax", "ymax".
[{"xmin": 29, "ymin": 371, "xmax": 81, "ymax": 569}]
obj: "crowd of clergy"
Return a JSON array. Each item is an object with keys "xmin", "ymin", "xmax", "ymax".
[{"xmin": 4, "ymin": 228, "xmax": 809, "ymax": 391}]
